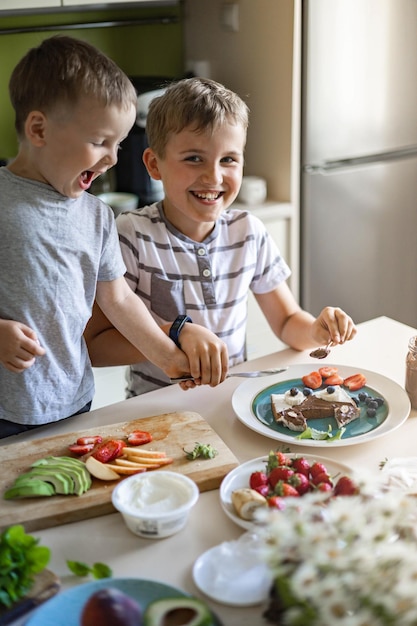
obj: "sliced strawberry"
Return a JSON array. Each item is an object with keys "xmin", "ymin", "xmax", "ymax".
[
  {"xmin": 344, "ymin": 373, "xmax": 367, "ymax": 391},
  {"xmin": 324, "ymin": 374, "xmax": 344, "ymax": 386},
  {"xmin": 68, "ymin": 443, "xmax": 95, "ymax": 456},
  {"xmin": 127, "ymin": 430, "xmax": 153, "ymax": 446},
  {"xmin": 76, "ymin": 435, "xmax": 103, "ymax": 446},
  {"xmin": 318, "ymin": 366, "xmax": 339, "ymax": 378},
  {"xmin": 93, "ymin": 439, "xmax": 125, "ymax": 464},
  {"xmin": 302, "ymin": 371, "xmax": 322, "ymax": 389}
]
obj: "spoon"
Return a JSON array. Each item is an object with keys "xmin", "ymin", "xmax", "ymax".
[
  {"xmin": 309, "ymin": 340, "xmax": 332, "ymax": 360},
  {"xmin": 170, "ymin": 367, "xmax": 288, "ymax": 383}
]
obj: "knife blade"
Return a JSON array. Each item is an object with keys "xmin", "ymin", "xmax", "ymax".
[{"xmin": 170, "ymin": 366, "xmax": 288, "ymax": 384}]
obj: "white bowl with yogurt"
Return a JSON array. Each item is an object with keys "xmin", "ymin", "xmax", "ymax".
[{"xmin": 111, "ymin": 471, "xmax": 199, "ymax": 539}]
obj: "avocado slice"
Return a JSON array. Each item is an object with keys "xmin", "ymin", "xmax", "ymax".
[
  {"xmin": 18, "ymin": 468, "xmax": 74, "ymax": 495},
  {"xmin": 4, "ymin": 456, "xmax": 92, "ymax": 500},
  {"xmin": 143, "ymin": 597, "xmax": 214, "ymax": 626},
  {"xmin": 32, "ymin": 456, "xmax": 91, "ymax": 495},
  {"xmin": 4, "ymin": 478, "xmax": 55, "ymax": 499}
]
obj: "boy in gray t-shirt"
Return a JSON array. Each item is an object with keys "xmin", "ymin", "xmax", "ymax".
[{"xmin": 0, "ymin": 36, "xmax": 228, "ymax": 437}]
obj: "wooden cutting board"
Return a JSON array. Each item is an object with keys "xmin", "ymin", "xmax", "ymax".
[{"xmin": 0, "ymin": 411, "xmax": 239, "ymax": 532}]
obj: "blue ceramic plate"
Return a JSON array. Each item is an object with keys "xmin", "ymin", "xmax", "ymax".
[
  {"xmin": 25, "ymin": 578, "xmax": 223, "ymax": 626},
  {"xmin": 232, "ymin": 364, "xmax": 410, "ymax": 447}
]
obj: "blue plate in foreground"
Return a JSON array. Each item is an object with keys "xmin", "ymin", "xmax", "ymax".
[{"xmin": 25, "ymin": 578, "xmax": 223, "ymax": 626}]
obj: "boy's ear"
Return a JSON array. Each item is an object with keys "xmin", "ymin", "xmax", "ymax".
[
  {"xmin": 25, "ymin": 111, "xmax": 47, "ymax": 146},
  {"xmin": 143, "ymin": 147, "xmax": 162, "ymax": 180}
]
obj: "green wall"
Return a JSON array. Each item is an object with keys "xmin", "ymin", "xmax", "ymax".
[{"xmin": 0, "ymin": 4, "xmax": 184, "ymax": 158}]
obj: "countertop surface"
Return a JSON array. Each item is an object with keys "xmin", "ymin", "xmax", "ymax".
[{"xmin": 2, "ymin": 316, "xmax": 416, "ymax": 626}]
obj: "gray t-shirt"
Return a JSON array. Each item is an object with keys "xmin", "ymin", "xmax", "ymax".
[{"xmin": 0, "ymin": 168, "xmax": 125, "ymax": 425}]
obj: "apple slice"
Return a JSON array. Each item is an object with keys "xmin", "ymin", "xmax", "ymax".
[
  {"xmin": 85, "ymin": 455, "xmax": 120, "ymax": 481},
  {"xmin": 105, "ymin": 464, "xmax": 147, "ymax": 475}
]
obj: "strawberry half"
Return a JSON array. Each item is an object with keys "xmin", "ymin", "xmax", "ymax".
[
  {"xmin": 302, "ymin": 371, "xmax": 322, "ymax": 389},
  {"xmin": 93, "ymin": 439, "xmax": 125, "ymax": 464},
  {"xmin": 344, "ymin": 373, "xmax": 367, "ymax": 391},
  {"xmin": 68, "ymin": 443, "xmax": 95, "ymax": 456},
  {"xmin": 127, "ymin": 430, "xmax": 152, "ymax": 446}
]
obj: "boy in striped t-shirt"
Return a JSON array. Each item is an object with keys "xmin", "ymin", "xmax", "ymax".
[{"xmin": 85, "ymin": 77, "xmax": 356, "ymax": 397}]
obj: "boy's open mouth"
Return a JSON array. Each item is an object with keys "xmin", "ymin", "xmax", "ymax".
[{"xmin": 80, "ymin": 170, "xmax": 94, "ymax": 190}]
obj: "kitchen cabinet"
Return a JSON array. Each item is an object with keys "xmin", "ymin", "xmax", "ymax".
[
  {"xmin": 0, "ymin": 0, "xmax": 60, "ymax": 8},
  {"xmin": 0, "ymin": 0, "xmax": 176, "ymax": 9},
  {"xmin": 238, "ymin": 202, "xmax": 292, "ymax": 360},
  {"xmin": 62, "ymin": 0, "xmax": 175, "ymax": 5}
]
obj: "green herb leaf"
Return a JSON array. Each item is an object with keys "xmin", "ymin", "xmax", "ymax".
[
  {"xmin": 66, "ymin": 560, "xmax": 112, "ymax": 579},
  {"xmin": 66, "ymin": 560, "xmax": 91, "ymax": 577},
  {"xmin": 0, "ymin": 524, "xmax": 50, "ymax": 609},
  {"xmin": 91, "ymin": 562, "xmax": 112, "ymax": 579},
  {"xmin": 183, "ymin": 442, "xmax": 218, "ymax": 460},
  {"xmin": 296, "ymin": 425, "xmax": 345, "ymax": 441}
]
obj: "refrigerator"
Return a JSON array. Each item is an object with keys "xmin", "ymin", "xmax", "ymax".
[{"xmin": 300, "ymin": 0, "xmax": 417, "ymax": 327}]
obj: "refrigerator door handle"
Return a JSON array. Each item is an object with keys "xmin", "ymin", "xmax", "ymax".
[{"xmin": 304, "ymin": 145, "xmax": 417, "ymax": 174}]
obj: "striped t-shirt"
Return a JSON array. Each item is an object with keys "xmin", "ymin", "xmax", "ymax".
[{"xmin": 117, "ymin": 202, "xmax": 291, "ymax": 396}]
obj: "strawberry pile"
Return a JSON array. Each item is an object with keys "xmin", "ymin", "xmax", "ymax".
[{"xmin": 249, "ymin": 450, "xmax": 358, "ymax": 510}]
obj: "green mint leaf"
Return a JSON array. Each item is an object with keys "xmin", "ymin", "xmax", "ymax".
[
  {"xmin": 66, "ymin": 560, "xmax": 91, "ymax": 577},
  {"xmin": 91, "ymin": 562, "xmax": 112, "ymax": 579},
  {"xmin": 0, "ymin": 525, "xmax": 50, "ymax": 609}
]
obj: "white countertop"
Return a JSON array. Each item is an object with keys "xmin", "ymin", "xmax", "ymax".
[{"xmin": 3, "ymin": 316, "xmax": 417, "ymax": 626}]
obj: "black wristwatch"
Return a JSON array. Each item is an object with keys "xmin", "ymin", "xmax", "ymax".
[{"xmin": 169, "ymin": 315, "xmax": 192, "ymax": 348}]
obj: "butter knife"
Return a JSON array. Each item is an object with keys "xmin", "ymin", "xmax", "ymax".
[{"xmin": 170, "ymin": 366, "xmax": 288, "ymax": 384}]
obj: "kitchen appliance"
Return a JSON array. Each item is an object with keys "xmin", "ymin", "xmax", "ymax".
[
  {"xmin": 300, "ymin": 0, "xmax": 417, "ymax": 326},
  {"xmin": 114, "ymin": 76, "xmax": 170, "ymax": 207}
]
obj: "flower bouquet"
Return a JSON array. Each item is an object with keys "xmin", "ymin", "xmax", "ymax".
[{"xmin": 258, "ymin": 476, "xmax": 417, "ymax": 626}]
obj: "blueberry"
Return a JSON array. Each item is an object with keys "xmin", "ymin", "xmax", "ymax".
[
  {"xmin": 367, "ymin": 407, "xmax": 377, "ymax": 418},
  {"xmin": 358, "ymin": 392, "xmax": 368, "ymax": 402},
  {"xmin": 290, "ymin": 387, "xmax": 299, "ymax": 396},
  {"xmin": 326, "ymin": 386, "xmax": 335, "ymax": 394},
  {"xmin": 303, "ymin": 387, "xmax": 313, "ymax": 396},
  {"xmin": 367, "ymin": 400, "xmax": 378, "ymax": 410},
  {"xmin": 375, "ymin": 397, "xmax": 385, "ymax": 407},
  {"xmin": 365, "ymin": 396, "xmax": 374, "ymax": 405},
  {"xmin": 352, "ymin": 396, "xmax": 360, "ymax": 406}
]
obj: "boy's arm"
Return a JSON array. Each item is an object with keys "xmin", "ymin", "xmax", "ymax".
[
  {"xmin": 0, "ymin": 319, "xmax": 46, "ymax": 373},
  {"xmin": 92, "ymin": 278, "xmax": 228, "ymax": 385},
  {"xmin": 255, "ymin": 282, "xmax": 357, "ymax": 351},
  {"xmin": 84, "ymin": 301, "xmax": 150, "ymax": 367}
]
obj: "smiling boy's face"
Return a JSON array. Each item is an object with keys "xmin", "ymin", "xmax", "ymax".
[
  {"xmin": 144, "ymin": 121, "xmax": 246, "ymax": 242},
  {"xmin": 15, "ymin": 95, "xmax": 136, "ymax": 199}
]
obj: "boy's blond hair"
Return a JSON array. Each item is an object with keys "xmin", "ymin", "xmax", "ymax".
[
  {"xmin": 146, "ymin": 77, "xmax": 249, "ymax": 157},
  {"xmin": 9, "ymin": 35, "xmax": 137, "ymax": 137}
]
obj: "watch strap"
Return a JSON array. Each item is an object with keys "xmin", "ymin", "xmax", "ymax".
[{"xmin": 169, "ymin": 315, "xmax": 192, "ymax": 348}]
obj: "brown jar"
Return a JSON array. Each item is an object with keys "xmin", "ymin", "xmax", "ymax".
[{"xmin": 405, "ymin": 336, "xmax": 417, "ymax": 409}]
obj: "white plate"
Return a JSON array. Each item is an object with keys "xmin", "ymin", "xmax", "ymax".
[
  {"xmin": 192, "ymin": 535, "xmax": 273, "ymax": 607},
  {"xmin": 220, "ymin": 454, "xmax": 354, "ymax": 531},
  {"xmin": 232, "ymin": 363, "xmax": 410, "ymax": 447}
]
